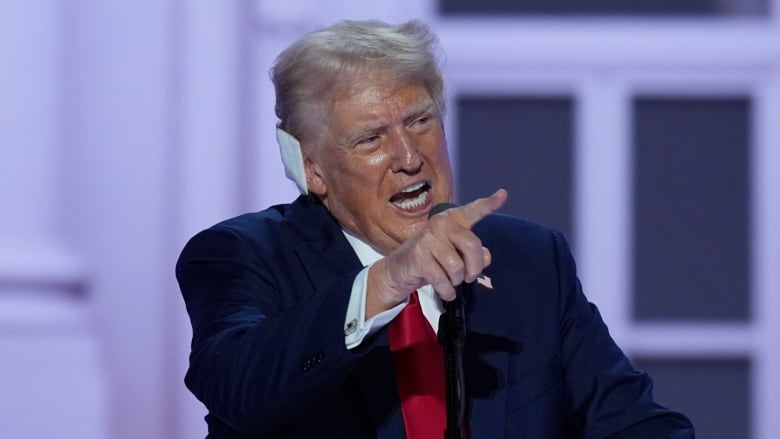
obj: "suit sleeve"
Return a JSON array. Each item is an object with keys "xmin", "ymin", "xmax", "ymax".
[
  {"xmin": 175, "ymin": 226, "xmax": 364, "ymax": 434},
  {"xmin": 551, "ymin": 230, "xmax": 695, "ymax": 438}
]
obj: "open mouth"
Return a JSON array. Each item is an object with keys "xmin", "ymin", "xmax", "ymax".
[{"xmin": 389, "ymin": 181, "xmax": 431, "ymax": 211}]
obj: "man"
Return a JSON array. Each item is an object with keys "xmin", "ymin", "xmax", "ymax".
[{"xmin": 176, "ymin": 19, "xmax": 694, "ymax": 438}]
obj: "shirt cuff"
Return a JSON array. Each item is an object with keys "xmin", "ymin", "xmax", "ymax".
[{"xmin": 344, "ymin": 264, "xmax": 406, "ymax": 349}]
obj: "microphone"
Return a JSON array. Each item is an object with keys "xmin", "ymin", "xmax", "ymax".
[
  {"xmin": 428, "ymin": 202, "xmax": 459, "ymax": 219},
  {"xmin": 428, "ymin": 202, "xmax": 468, "ymax": 344},
  {"xmin": 428, "ymin": 203, "xmax": 468, "ymax": 439}
]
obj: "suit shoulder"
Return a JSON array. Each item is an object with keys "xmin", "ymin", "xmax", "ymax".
[
  {"xmin": 477, "ymin": 213, "xmax": 564, "ymax": 245},
  {"xmin": 211, "ymin": 205, "xmax": 287, "ymax": 239},
  {"xmin": 475, "ymin": 213, "xmax": 575, "ymax": 268},
  {"xmin": 177, "ymin": 195, "xmax": 334, "ymax": 267},
  {"xmin": 202, "ymin": 201, "xmax": 293, "ymax": 247},
  {"xmin": 176, "ymin": 202, "xmax": 294, "ymax": 268}
]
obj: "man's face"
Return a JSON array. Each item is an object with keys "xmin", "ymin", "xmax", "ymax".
[{"xmin": 302, "ymin": 70, "xmax": 453, "ymax": 254}]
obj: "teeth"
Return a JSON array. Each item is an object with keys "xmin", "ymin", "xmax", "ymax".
[
  {"xmin": 401, "ymin": 181, "xmax": 425, "ymax": 193},
  {"xmin": 394, "ymin": 188, "xmax": 429, "ymax": 210}
]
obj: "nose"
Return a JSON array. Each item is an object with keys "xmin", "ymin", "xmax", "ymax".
[{"xmin": 389, "ymin": 128, "xmax": 423, "ymax": 174}]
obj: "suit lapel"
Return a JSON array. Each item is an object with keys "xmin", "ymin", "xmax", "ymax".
[
  {"xmin": 284, "ymin": 196, "xmax": 406, "ymax": 438},
  {"xmin": 464, "ymin": 271, "xmax": 511, "ymax": 439},
  {"xmin": 286, "ymin": 195, "xmax": 363, "ymax": 287}
]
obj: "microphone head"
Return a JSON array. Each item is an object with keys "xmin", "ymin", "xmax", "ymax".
[{"xmin": 428, "ymin": 202, "xmax": 458, "ymax": 219}]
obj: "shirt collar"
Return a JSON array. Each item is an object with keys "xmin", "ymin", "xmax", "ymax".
[{"xmin": 341, "ymin": 229, "xmax": 383, "ymax": 266}]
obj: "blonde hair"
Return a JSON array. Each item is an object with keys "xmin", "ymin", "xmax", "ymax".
[{"xmin": 271, "ymin": 19, "xmax": 445, "ymax": 141}]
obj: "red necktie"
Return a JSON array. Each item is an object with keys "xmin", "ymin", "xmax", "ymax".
[{"xmin": 388, "ymin": 291, "xmax": 446, "ymax": 438}]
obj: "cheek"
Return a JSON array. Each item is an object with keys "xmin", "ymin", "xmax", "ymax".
[
  {"xmin": 436, "ymin": 147, "xmax": 451, "ymax": 167},
  {"xmin": 362, "ymin": 152, "xmax": 389, "ymax": 170},
  {"xmin": 340, "ymin": 152, "xmax": 389, "ymax": 185},
  {"xmin": 327, "ymin": 160, "xmax": 385, "ymax": 202},
  {"xmin": 420, "ymin": 130, "xmax": 447, "ymax": 158},
  {"xmin": 424, "ymin": 140, "xmax": 451, "ymax": 174}
]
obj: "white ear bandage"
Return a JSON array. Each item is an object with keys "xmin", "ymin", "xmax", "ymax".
[{"xmin": 276, "ymin": 128, "xmax": 308, "ymax": 194}]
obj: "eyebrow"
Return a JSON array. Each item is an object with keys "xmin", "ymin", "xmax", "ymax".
[
  {"xmin": 342, "ymin": 99, "xmax": 440, "ymax": 146},
  {"xmin": 402, "ymin": 100, "xmax": 439, "ymax": 125}
]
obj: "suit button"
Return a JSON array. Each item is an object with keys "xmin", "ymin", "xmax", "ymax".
[{"xmin": 301, "ymin": 352, "xmax": 325, "ymax": 372}]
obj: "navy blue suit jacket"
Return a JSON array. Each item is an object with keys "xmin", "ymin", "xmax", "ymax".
[{"xmin": 176, "ymin": 195, "xmax": 694, "ymax": 438}]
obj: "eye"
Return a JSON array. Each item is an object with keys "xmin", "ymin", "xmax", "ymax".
[
  {"xmin": 414, "ymin": 116, "xmax": 431, "ymax": 126},
  {"xmin": 358, "ymin": 135, "xmax": 380, "ymax": 145},
  {"xmin": 409, "ymin": 114, "xmax": 435, "ymax": 132},
  {"xmin": 354, "ymin": 133, "xmax": 382, "ymax": 150}
]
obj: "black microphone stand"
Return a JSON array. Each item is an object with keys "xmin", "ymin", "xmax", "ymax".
[{"xmin": 438, "ymin": 281, "xmax": 470, "ymax": 439}]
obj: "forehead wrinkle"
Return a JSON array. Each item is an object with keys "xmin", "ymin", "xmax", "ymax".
[
  {"xmin": 329, "ymin": 94, "xmax": 394, "ymax": 145},
  {"xmin": 329, "ymin": 104, "xmax": 388, "ymax": 148},
  {"xmin": 347, "ymin": 85, "xmax": 435, "ymax": 123},
  {"xmin": 338, "ymin": 96, "xmax": 434, "ymax": 148},
  {"xmin": 324, "ymin": 73, "xmax": 437, "ymax": 147}
]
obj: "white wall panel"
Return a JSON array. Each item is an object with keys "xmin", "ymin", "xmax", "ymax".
[
  {"xmin": 752, "ymin": 73, "xmax": 780, "ymax": 439},
  {"xmin": 0, "ymin": 1, "xmax": 106, "ymax": 438},
  {"xmin": 62, "ymin": 1, "xmax": 176, "ymax": 438}
]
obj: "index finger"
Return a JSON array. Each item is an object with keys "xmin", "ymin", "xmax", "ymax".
[{"xmin": 453, "ymin": 188, "xmax": 508, "ymax": 228}]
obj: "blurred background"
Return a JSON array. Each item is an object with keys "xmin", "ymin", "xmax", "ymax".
[{"xmin": 1, "ymin": 0, "xmax": 779, "ymax": 438}]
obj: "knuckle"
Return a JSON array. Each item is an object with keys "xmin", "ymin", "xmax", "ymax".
[
  {"xmin": 482, "ymin": 248, "xmax": 492, "ymax": 266},
  {"xmin": 431, "ymin": 272, "xmax": 451, "ymax": 289},
  {"xmin": 462, "ymin": 237, "xmax": 482, "ymax": 254},
  {"xmin": 434, "ymin": 280, "xmax": 454, "ymax": 297},
  {"xmin": 428, "ymin": 213, "xmax": 450, "ymax": 230},
  {"xmin": 443, "ymin": 255, "xmax": 464, "ymax": 275},
  {"xmin": 464, "ymin": 264, "xmax": 480, "ymax": 280}
]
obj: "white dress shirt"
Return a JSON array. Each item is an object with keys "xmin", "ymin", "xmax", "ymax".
[{"xmin": 342, "ymin": 230, "xmax": 444, "ymax": 349}]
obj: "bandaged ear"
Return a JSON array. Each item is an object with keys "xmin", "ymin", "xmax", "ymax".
[{"xmin": 276, "ymin": 128, "xmax": 308, "ymax": 194}]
